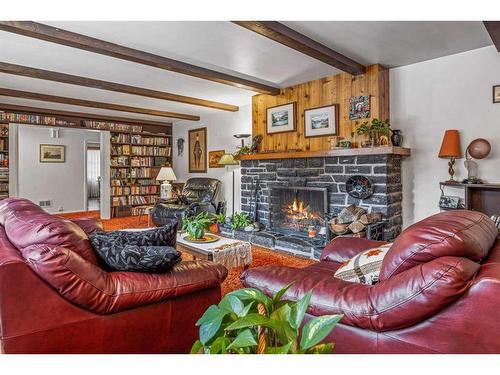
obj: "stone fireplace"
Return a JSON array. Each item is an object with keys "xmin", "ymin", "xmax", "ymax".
[{"xmin": 235, "ymin": 152, "xmax": 404, "ymax": 259}]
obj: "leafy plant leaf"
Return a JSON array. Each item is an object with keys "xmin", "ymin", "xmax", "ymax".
[
  {"xmin": 190, "ymin": 339, "xmax": 203, "ymax": 354},
  {"xmin": 239, "ymin": 301, "xmax": 255, "ymax": 317},
  {"xmin": 273, "ymin": 282, "xmax": 294, "ymax": 303},
  {"xmin": 290, "ymin": 291, "xmax": 312, "ymax": 330},
  {"xmin": 210, "ymin": 336, "xmax": 231, "ymax": 354},
  {"xmin": 264, "ymin": 342, "xmax": 292, "ymax": 354},
  {"xmin": 307, "ymin": 343, "xmax": 334, "ymax": 354},
  {"xmin": 225, "ymin": 313, "xmax": 270, "ymax": 330},
  {"xmin": 199, "ymin": 315, "xmax": 224, "ymax": 345},
  {"xmin": 196, "ymin": 305, "xmax": 220, "ymax": 326},
  {"xmin": 219, "ymin": 294, "xmax": 244, "ymax": 316},
  {"xmin": 226, "ymin": 329, "xmax": 258, "ymax": 350},
  {"xmin": 228, "ymin": 288, "xmax": 272, "ymax": 312},
  {"xmin": 300, "ymin": 315, "xmax": 343, "ymax": 350}
]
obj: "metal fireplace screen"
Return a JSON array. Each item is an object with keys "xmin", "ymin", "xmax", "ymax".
[{"xmin": 269, "ymin": 186, "xmax": 328, "ymax": 235}]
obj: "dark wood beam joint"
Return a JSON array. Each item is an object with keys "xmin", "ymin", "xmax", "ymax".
[{"xmin": 484, "ymin": 21, "xmax": 500, "ymax": 52}]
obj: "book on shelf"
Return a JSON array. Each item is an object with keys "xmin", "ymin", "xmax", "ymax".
[
  {"xmin": 84, "ymin": 121, "xmax": 143, "ymax": 133},
  {"xmin": 110, "ymin": 156, "xmax": 130, "ymax": 166},
  {"xmin": 111, "ymin": 133, "xmax": 131, "ymax": 143},
  {"xmin": 131, "ymin": 185, "xmax": 158, "ymax": 195},
  {"xmin": 0, "ymin": 112, "xmax": 56, "ymax": 125},
  {"xmin": 111, "ymin": 186, "xmax": 131, "ymax": 196},
  {"xmin": 130, "ymin": 167, "xmax": 160, "ymax": 178},
  {"xmin": 131, "ymin": 145, "xmax": 170, "ymax": 156},
  {"xmin": 110, "ymin": 168, "xmax": 129, "ymax": 179}
]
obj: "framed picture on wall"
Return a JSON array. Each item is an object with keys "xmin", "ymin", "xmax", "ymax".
[
  {"xmin": 304, "ymin": 104, "xmax": 339, "ymax": 138},
  {"xmin": 188, "ymin": 127, "xmax": 207, "ymax": 173},
  {"xmin": 493, "ymin": 85, "xmax": 500, "ymax": 103},
  {"xmin": 39, "ymin": 144, "xmax": 66, "ymax": 163},
  {"xmin": 349, "ymin": 95, "xmax": 370, "ymax": 120},
  {"xmin": 266, "ymin": 102, "xmax": 296, "ymax": 134},
  {"xmin": 209, "ymin": 150, "xmax": 225, "ymax": 168}
]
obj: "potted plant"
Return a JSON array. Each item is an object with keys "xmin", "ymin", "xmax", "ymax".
[
  {"xmin": 209, "ymin": 213, "xmax": 226, "ymax": 234},
  {"xmin": 356, "ymin": 118, "xmax": 391, "ymax": 147},
  {"xmin": 230, "ymin": 212, "xmax": 251, "ymax": 233},
  {"xmin": 181, "ymin": 212, "xmax": 213, "ymax": 240},
  {"xmin": 191, "ymin": 284, "xmax": 342, "ymax": 354}
]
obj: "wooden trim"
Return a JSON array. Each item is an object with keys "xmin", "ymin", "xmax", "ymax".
[
  {"xmin": 266, "ymin": 102, "xmax": 297, "ymax": 135},
  {"xmin": 239, "ymin": 146, "xmax": 411, "ymax": 160},
  {"xmin": 188, "ymin": 127, "xmax": 207, "ymax": 173},
  {"xmin": 0, "ymin": 103, "xmax": 172, "ymax": 128},
  {"xmin": 0, "ymin": 21, "xmax": 280, "ymax": 95},
  {"xmin": 303, "ymin": 104, "xmax": 339, "ymax": 139},
  {"xmin": 232, "ymin": 21, "xmax": 366, "ymax": 75},
  {"xmin": 484, "ymin": 21, "xmax": 500, "ymax": 52},
  {"xmin": 0, "ymin": 61, "xmax": 238, "ymax": 112},
  {"xmin": 0, "ymin": 87, "xmax": 199, "ymax": 121}
]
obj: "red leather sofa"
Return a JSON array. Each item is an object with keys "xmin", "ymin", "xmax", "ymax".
[
  {"xmin": 241, "ymin": 210, "xmax": 500, "ymax": 353},
  {"xmin": 0, "ymin": 198, "xmax": 227, "ymax": 354}
]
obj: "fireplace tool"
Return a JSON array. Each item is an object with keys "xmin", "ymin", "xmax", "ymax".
[{"xmin": 249, "ymin": 176, "xmax": 264, "ymax": 231}]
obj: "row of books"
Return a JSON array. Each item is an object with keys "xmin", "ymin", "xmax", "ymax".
[
  {"xmin": 111, "ymin": 168, "xmax": 129, "ymax": 179},
  {"xmin": 131, "ymin": 146, "xmax": 171, "ymax": 156},
  {"xmin": 111, "ymin": 178, "xmax": 128, "ymax": 187},
  {"xmin": 112, "ymin": 195, "xmax": 157, "ymax": 207},
  {"xmin": 131, "ymin": 185, "xmax": 158, "ymax": 195},
  {"xmin": 131, "ymin": 135, "xmax": 169, "ymax": 145},
  {"xmin": 0, "ymin": 138, "xmax": 7, "ymax": 150},
  {"xmin": 130, "ymin": 157, "xmax": 156, "ymax": 167},
  {"xmin": 110, "ymin": 156, "xmax": 130, "ymax": 167},
  {"xmin": 1, "ymin": 112, "xmax": 57, "ymax": 125},
  {"xmin": 111, "ymin": 145, "xmax": 131, "ymax": 155},
  {"xmin": 111, "ymin": 133, "xmax": 131, "ymax": 143},
  {"xmin": 111, "ymin": 186, "xmax": 131, "ymax": 196},
  {"xmin": 0, "ymin": 167, "xmax": 8, "ymax": 179},
  {"xmin": 84, "ymin": 121, "xmax": 143, "ymax": 132},
  {"xmin": 0, "ymin": 182, "xmax": 8, "ymax": 192},
  {"xmin": 130, "ymin": 167, "xmax": 159, "ymax": 178}
]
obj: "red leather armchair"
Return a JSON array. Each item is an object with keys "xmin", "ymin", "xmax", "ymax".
[
  {"xmin": 0, "ymin": 198, "xmax": 227, "ymax": 354},
  {"xmin": 241, "ymin": 210, "xmax": 500, "ymax": 353}
]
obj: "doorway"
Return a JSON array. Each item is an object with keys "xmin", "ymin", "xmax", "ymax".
[{"xmin": 86, "ymin": 143, "xmax": 101, "ymax": 211}]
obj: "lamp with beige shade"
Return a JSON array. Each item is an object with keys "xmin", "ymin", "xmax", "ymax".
[{"xmin": 156, "ymin": 167, "xmax": 177, "ymax": 200}]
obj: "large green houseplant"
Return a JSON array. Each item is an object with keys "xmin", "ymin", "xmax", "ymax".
[{"xmin": 191, "ymin": 284, "xmax": 342, "ymax": 354}]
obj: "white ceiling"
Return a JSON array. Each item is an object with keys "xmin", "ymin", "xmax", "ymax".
[{"xmin": 0, "ymin": 21, "xmax": 494, "ymax": 124}]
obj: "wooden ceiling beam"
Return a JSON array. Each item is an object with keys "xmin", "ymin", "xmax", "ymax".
[
  {"xmin": 484, "ymin": 21, "xmax": 500, "ymax": 52},
  {"xmin": 0, "ymin": 21, "xmax": 280, "ymax": 95},
  {"xmin": 232, "ymin": 21, "xmax": 366, "ymax": 75},
  {"xmin": 0, "ymin": 103, "xmax": 173, "ymax": 128},
  {"xmin": 0, "ymin": 88, "xmax": 200, "ymax": 121},
  {"xmin": 0, "ymin": 61, "xmax": 239, "ymax": 112}
]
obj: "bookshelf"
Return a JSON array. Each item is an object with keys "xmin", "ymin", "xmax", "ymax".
[
  {"xmin": 0, "ymin": 108, "xmax": 173, "ymax": 216},
  {"xmin": 0, "ymin": 123, "xmax": 8, "ymax": 200},
  {"xmin": 110, "ymin": 129, "xmax": 172, "ymax": 218}
]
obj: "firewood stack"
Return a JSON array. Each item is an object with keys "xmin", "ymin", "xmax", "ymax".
[{"xmin": 329, "ymin": 205, "xmax": 383, "ymax": 238}]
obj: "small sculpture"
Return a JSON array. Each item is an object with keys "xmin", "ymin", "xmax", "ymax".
[
  {"xmin": 177, "ymin": 138, "xmax": 185, "ymax": 157},
  {"xmin": 250, "ymin": 134, "xmax": 262, "ymax": 153}
]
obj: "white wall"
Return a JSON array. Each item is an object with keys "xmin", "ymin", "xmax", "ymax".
[
  {"xmin": 13, "ymin": 124, "xmax": 101, "ymax": 213},
  {"xmin": 391, "ymin": 46, "xmax": 500, "ymax": 226},
  {"xmin": 173, "ymin": 104, "xmax": 252, "ymax": 215}
]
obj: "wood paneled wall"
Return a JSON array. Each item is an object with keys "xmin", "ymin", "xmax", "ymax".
[{"xmin": 252, "ymin": 64, "xmax": 389, "ymax": 152}]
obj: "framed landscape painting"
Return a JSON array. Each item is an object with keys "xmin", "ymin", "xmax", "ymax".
[
  {"xmin": 304, "ymin": 104, "xmax": 339, "ymax": 138},
  {"xmin": 209, "ymin": 150, "xmax": 225, "ymax": 168},
  {"xmin": 188, "ymin": 127, "xmax": 207, "ymax": 173},
  {"xmin": 39, "ymin": 144, "xmax": 65, "ymax": 163},
  {"xmin": 493, "ymin": 85, "xmax": 500, "ymax": 103},
  {"xmin": 266, "ymin": 102, "xmax": 296, "ymax": 134}
]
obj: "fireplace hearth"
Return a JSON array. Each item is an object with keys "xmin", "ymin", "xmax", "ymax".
[{"xmin": 238, "ymin": 153, "xmax": 403, "ymax": 259}]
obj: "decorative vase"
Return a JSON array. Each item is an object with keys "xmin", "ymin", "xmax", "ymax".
[
  {"xmin": 391, "ymin": 130, "xmax": 403, "ymax": 147},
  {"xmin": 209, "ymin": 223, "xmax": 220, "ymax": 234}
]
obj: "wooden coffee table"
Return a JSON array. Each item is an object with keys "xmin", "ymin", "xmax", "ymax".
[{"xmin": 176, "ymin": 233, "xmax": 252, "ymax": 270}]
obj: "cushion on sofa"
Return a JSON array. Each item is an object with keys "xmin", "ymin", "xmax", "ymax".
[
  {"xmin": 0, "ymin": 197, "xmax": 100, "ymax": 265},
  {"xmin": 334, "ymin": 243, "xmax": 392, "ymax": 284},
  {"xmin": 20, "ymin": 243, "xmax": 228, "ymax": 314},
  {"xmin": 241, "ymin": 256, "xmax": 480, "ymax": 332},
  {"xmin": 379, "ymin": 210, "xmax": 497, "ymax": 281}
]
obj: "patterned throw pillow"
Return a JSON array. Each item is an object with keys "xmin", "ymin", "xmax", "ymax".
[
  {"xmin": 334, "ymin": 243, "xmax": 392, "ymax": 285},
  {"xmin": 88, "ymin": 223, "xmax": 180, "ymax": 272}
]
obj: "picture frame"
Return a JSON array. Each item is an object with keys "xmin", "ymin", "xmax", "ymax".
[
  {"xmin": 493, "ymin": 85, "xmax": 500, "ymax": 104},
  {"xmin": 209, "ymin": 150, "xmax": 225, "ymax": 168},
  {"xmin": 349, "ymin": 95, "xmax": 370, "ymax": 120},
  {"xmin": 439, "ymin": 195, "xmax": 461, "ymax": 209},
  {"xmin": 304, "ymin": 104, "xmax": 339, "ymax": 138},
  {"xmin": 188, "ymin": 127, "xmax": 207, "ymax": 173},
  {"xmin": 266, "ymin": 102, "xmax": 296, "ymax": 134},
  {"xmin": 39, "ymin": 144, "xmax": 66, "ymax": 163}
]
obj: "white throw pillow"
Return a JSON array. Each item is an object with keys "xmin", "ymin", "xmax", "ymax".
[{"xmin": 334, "ymin": 243, "xmax": 392, "ymax": 285}]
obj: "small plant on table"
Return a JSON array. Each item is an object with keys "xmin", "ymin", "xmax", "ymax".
[{"xmin": 182, "ymin": 212, "xmax": 214, "ymax": 240}]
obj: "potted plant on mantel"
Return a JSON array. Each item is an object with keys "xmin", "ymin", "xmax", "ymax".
[
  {"xmin": 356, "ymin": 118, "xmax": 391, "ymax": 147},
  {"xmin": 191, "ymin": 284, "xmax": 342, "ymax": 354}
]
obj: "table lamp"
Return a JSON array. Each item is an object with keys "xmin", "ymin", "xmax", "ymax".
[
  {"xmin": 438, "ymin": 130, "xmax": 462, "ymax": 182},
  {"xmin": 218, "ymin": 154, "xmax": 239, "ymax": 217},
  {"xmin": 156, "ymin": 167, "xmax": 177, "ymax": 199}
]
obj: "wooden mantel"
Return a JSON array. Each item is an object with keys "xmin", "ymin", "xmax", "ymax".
[{"xmin": 239, "ymin": 146, "xmax": 411, "ymax": 160}]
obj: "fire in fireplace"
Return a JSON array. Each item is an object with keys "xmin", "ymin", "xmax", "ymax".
[{"xmin": 269, "ymin": 186, "xmax": 328, "ymax": 235}]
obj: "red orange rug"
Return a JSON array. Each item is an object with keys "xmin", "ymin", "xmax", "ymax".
[{"xmin": 60, "ymin": 211, "xmax": 315, "ymax": 295}]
